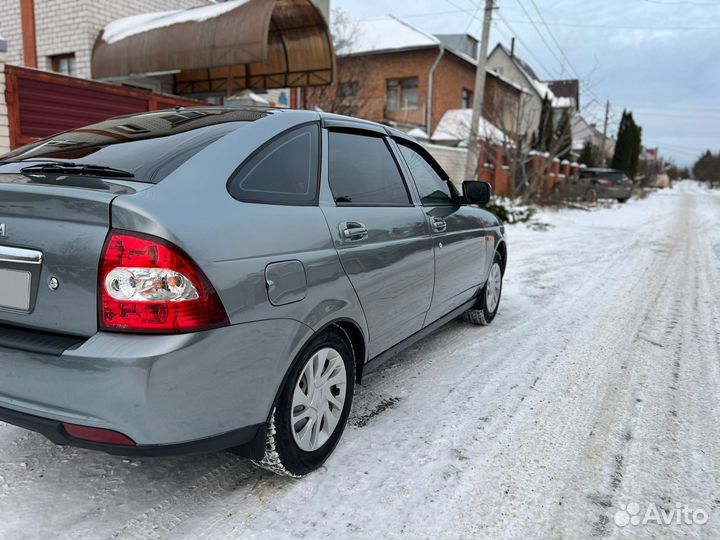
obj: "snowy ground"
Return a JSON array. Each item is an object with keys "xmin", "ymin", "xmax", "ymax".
[{"xmin": 1, "ymin": 181, "xmax": 719, "ymax": 539}]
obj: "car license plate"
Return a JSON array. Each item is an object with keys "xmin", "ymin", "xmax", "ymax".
[{"xmin": 0, "ymin": 268, "xmax": 31, "ymax": 310}]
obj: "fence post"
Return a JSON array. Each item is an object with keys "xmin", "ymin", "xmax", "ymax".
[
  {"xmin": 547, "ymin": 157, "xmax": 560, "ymax": 192},
  {"xmin": 0, "ymin": 40, "xmax": 9, "ymax": 155}
]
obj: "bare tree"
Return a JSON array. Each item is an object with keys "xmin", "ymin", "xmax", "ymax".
[
  {"xmin": 303, "ymin": 9, "xmax": 373, "ymax": 117},
  {"xmin": 455, "ymin": 89, "xmax": 575, "ymax": 204}
]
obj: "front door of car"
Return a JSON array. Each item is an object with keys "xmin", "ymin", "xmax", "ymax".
[
  {"xmin": 321, "ymin": 129, "xmax": 434, "ymax": 358},
  {"xmin": 394, "ymin": 140, "xmax": 488, "ymax": 324}
]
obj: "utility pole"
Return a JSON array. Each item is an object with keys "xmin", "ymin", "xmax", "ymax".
[
  {"xmin": 463, "ymin": 0, "xmax": 495, "ymax": 179},
  {"xmin": 601, "ymin": 99, "xmax": 610, "ymax": 167}
]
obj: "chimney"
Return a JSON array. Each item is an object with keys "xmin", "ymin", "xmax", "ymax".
[
  {"xmin": 20, "ymin": 0, "xmax": 37, "ymax": 68},
  {"xmin": 510, "ymin": 37, "xmax": 515, "ymax": 57}
]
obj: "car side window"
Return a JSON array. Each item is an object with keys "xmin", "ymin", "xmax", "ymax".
[
  {"xmin": 228, "ymin": 123, "xmax": 319, "ymax": 204},
  {"xmin": 397, "ymin": 142, "xmax": 453, "ymax": 205},
  {"xmin": 328, "ymin": 131, "xmax": 411, "ymax": 206}
]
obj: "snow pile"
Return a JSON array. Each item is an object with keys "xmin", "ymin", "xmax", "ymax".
[
  {"xmin": 485, "ymin": 196, "xmax": 536, "ymax": 223},
  {"xmin": 226, "ymin": 90, "xmax": 270, "ymax": 106},
  {"xmin": 432, "ymin": 109, "xmax": 507, "ymax": 146},
  {"xmin": 407, "ymin": 127, "xmax": 429, "ymax": 140},
  {"xmin": 102, "ymin": 0, "xmax": 250, "ymax": 43}
]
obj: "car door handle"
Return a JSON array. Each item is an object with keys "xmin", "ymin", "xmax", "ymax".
[
  {"xmin": 430, "ymin": 217, "xmax": 447, "ymax": 232},
  {"xmin": 339, "ymin": 221, "xmax": 368, "ymax": 242}
]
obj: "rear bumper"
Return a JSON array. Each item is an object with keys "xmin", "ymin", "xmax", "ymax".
[
  {"xmin": 597, "ymin": 185, "xmax": 632, "ymax": 199},
  {"xmin": 0, "ymin": 319, "xmax": 312, "ymax": 455},
  {"xmin": 0, "ymin": 404, "xmax": 265, "ymax": 457}
]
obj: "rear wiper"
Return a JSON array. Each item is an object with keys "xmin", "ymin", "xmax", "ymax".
[{"xmin": 20, "ymin": 162, "xmax": 134, "ymax": 178}]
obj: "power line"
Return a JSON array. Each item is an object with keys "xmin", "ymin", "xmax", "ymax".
[
  {"xmin": 527, "ymin": 0, "xmax": 581, "ymax": 79},
  {"xmin": 521, "ymin": 0, "xmax": 612, "ymax": 124},
  {"xmin": 647, "ymin": 144, "xmax": 703, "ymax": 157},
  {"xmin": 513, "ymin": 0, "xmax": 569, "ymax": 75},
  {"xmin": 396, "ymin": 9, "xmax": 720, "ymax": 30},
  {"xmin": 618, "ymin": 104, "xmax": 720, "ymax": 113},
  {"xmin": 494, "ymin": 11, "xmax": 557, "ymax": 78},
  {"xmin": 631, "ymin": 110, "xmax": 720, "ymax": 119},
  {"xmin": 642, "ymin": 0, "xmax": 720, "ymax": 6},
  {"xmin": 650, "ymin": 141, "xmax": 711, "ymax": 152}
]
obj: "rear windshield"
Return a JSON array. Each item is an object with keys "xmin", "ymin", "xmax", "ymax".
[{"xmin": 0, "ymin": 108, "xmax": 267, "ymax": 183}]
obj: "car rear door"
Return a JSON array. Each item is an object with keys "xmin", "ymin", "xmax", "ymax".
[
  {"xmin": 394, "ymin": 139, "xmax": 488, "ymax": 324},
  {"xmin": 320, "ymin": 127, "xmax": 434, "ymax": 358}
]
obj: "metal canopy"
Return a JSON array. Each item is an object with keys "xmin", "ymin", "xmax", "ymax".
[{"xmin": 92, "ymin": 0, "xmax": 335, "ymax": 95}]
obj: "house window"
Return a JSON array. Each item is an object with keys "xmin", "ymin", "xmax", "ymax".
[
  {"xmin": 386, "ymin": 77, "xmax": 419, "ymax": 111},
  {"xmin": 50, "ymin": 53, "xmax": 77, "ymax": 76},
  {"xmin": 500, "ymin": 95, "xmax": 517, "ymax": 115},
  {"xmin": 462, "ymin": 88, "xmax": 473, "ymax": 109},
  {"xmin": 338, "ymin": 82, "xmax": 360, "ymax": 98}
]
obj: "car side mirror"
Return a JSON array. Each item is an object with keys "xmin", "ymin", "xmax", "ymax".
[{"xmin": 462, "ymin": 180, "xmax": 492, "ymax": 205}]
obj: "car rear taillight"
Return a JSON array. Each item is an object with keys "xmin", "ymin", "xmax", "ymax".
[
  {"xmin": 63, "ymin": 422, "xmax": 136, "ymax": 446},
  {"xmin": 99, "ymin": 230, "xmax": 229, "ymax": 333}
]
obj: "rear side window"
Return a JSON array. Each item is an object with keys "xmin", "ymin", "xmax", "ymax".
[
  {"xmin": 397, "ymin": 143, "xmax": 453, "ymax": 205},
  {"xmin": 328, "ymin": 131, "xmax": 410, "ymax": 206},
  {"xmin": 228, "ymin": 124, "xmax": 320, "ymax": 205}
]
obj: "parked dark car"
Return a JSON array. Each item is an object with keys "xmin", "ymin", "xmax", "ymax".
[
  {"xmin": 577, "ymin": 168, "xmax": 633, "ymax": 203},
  {"xmin": 0, "ymin": 108, "xmax": 506, "ymax": 476}
]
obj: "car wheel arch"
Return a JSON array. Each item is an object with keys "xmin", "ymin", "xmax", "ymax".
[
  {"xmin": 495, "ymin": 240, "xmax": 507, "ymax": 275},
  {"xmin": 265, "ymin": 317, "xmax": 367, "ymax": 425}
]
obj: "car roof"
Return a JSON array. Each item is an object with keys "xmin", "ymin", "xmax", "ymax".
[
  {"xmin": 582, "ymin": 168, "xmax": 624, "ymax": 173},
  {"xmin": 111, "ymin": 107, "xmax": 420, "ymax": 141}
]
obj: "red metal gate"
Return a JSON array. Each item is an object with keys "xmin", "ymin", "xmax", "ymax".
[{"xmin": 5, "ymin": 65, "xmax": 200, "ymax": 149}]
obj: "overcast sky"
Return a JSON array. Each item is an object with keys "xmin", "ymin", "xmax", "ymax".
[{"xmin": 334, "ymin": 0, "xmax": 720, "ymax": 166}]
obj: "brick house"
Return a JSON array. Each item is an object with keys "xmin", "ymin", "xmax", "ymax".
[{"xmin": 303, "ymin": 16, "xmax": 523, "ymax": 138}]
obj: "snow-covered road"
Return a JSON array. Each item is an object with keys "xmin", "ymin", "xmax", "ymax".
[{"xmin": 1, "ymin": 182, "xmax": 718, "ymax": 539}]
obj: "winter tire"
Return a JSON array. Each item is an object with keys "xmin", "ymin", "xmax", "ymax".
[
  {"xmin": 463, "ymin": 251, "xmax": 503, "ymax": 326},
  {"xmin": 253, "ymin": 327, "xmax": 354, "ymax": 477},
  {"xmin": 617, "ymin": 197, "xmax": 629, "ymax": 203}
]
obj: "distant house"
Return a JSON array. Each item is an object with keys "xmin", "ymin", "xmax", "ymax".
[
  {"xmin": 572, "ymin": 114, "xmax": 615, "ymax": 162},
  {"xmin": 548, "ymin": 79, "xmax": 579, "ymax": 111},
  {"xmin": 486, "ymin": 43, "xmax": 578, "ymax": 138},
  {"xmin": 303, "ymin": 16, "xmax": 523, "ymax": 137},
  {"xmin": 431, "ymin": 109, "xmax": 507, "ymax": 147}
]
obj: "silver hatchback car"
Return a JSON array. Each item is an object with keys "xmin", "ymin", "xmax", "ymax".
[{"xmin": 0, "ymin": 108, "xmax": 506, "ymax": 476}]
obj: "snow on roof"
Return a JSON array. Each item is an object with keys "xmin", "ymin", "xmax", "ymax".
[
  {"xmin": 341, "ymin": 16, "xmax": 440, "ymax": 56},
  {"xmin": 491, "ymin": 71, "xmax": 530, "ymax": 94},
  {"xmin": 552, "ymin": 96, "xmax": 574, "ymax": 109},
  {"xmin": 527, "ymin": 76, "xmax": 555, "ymax": 101},
  {"xmin": 432, "ymin": 109, "xmax": 507, "ymax": 145},
  {"xmin": 102, "ymin": 0, "xmax": 250, "ymax": 44}
]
